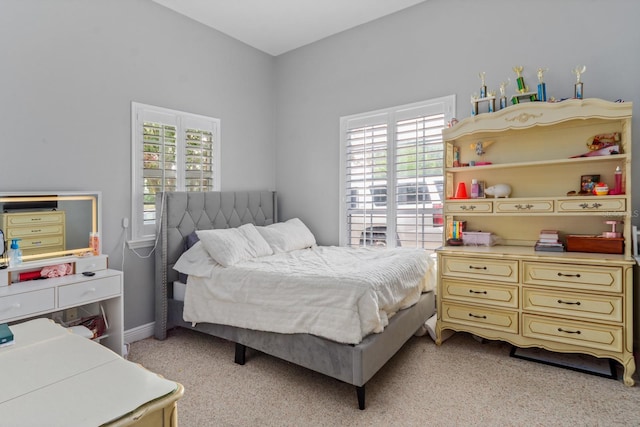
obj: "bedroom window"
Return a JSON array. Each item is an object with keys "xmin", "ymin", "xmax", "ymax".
[
  {"xmin": 131, "ymin": 103, "xmax": 220, "ymax": 246},
  {"xmin": 339, "ymin": 95, "xmax": 455, "ymax": 250}
]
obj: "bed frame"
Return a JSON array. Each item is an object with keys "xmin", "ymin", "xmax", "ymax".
[{"xmin": 154, "ymin": 191, "xmax": 436, "ymax": 409}]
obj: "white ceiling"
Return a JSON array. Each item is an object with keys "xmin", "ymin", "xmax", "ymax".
[{"xmin": 151, "ymin": 0, "xmax": 427, "ymax": 56}]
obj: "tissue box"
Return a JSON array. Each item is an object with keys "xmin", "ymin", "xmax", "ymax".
[{"xmin": 463, "ymin": 231, "xmax": 496, "ymax": 246}]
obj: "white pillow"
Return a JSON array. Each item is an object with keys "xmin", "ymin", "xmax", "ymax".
[
  {"xmin": 173, "ymin": 241, "xmax": 220, "ymax": 278},
  {"xmin": 237, "ymin": 223, "xmax": 273, "ymax": 258},
  {"xmin": 257, "ymin": 218, "xmax": 316, "ymax": 253},
  {"xmin": 196, "ymin": 228, "xmax": 255, "ymax": 267}
]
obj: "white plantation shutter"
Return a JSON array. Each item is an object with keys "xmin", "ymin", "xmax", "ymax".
[
  {"xmin": 340, "ymin": 96, "xmax": 454, "ymax": 250},
  {"xmin": 132, "ymin": 103, "xmax": 220, "ymax": 241},
  {"xmin": 394, "ymin": 110, "xmax": 446, "ymax": 248},
  {"xmin": 344, "ymin": 119, "xmax": 389, "ymax": 247}
]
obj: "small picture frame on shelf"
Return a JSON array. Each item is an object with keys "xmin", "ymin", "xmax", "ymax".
[
  {"xmin": 477, "ymin": 180, "xmax": 486, "ymax": 198},
  {"xmin": 580, "ymin": 174, "xmax": 600, "ymax": 194}
]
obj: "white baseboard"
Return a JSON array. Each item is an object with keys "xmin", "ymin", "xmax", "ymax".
[{"xmin": 124, "ymin": 321, "xmax": 155, "ymax": 344}]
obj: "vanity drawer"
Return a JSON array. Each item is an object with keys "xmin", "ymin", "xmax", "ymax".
[
  {"xmin": 522, "ymin": 288, "xmax": 622, "ymax": 322},
  {"xmin": 522, "ymin": 314, "xmax": 623, "ymax": 353},
  {"xmin": 522, "ymin": 261, "xmax": 622, "ymax": 293},
  {"xmin": 441, "ymin": 301, "xmax": 518, "ymax": 334},
  {"xmin": 58, "ymin": 275, "xmax": 121, "ymax": 308},
  {"xmin": 556, "ymin": 197, "xmax": 626, "ymax": 213},
  {"xmin": 0, "ymin": 289, "xmax": 55, "ymax": 322},
  {"xmin": 445, "ymin": 201, "xmax": 493, "ymax": 214},
  {"xmin": 441, "ymin": 256, "xmax": 518, "ymax": 283},
  {"xmin": 494, "ymin": 199, "xmax": 553, "ymax": 213},
  {"xmin": 441, "ymin": 278, "xmax": 518, "ymax": 308}
]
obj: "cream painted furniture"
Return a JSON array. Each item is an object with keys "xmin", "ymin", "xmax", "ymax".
[
  {"xmin": 0, "ymin": 318, "xmax": 183, "ymax": 427},
  {"xmin": 1, "ymin": 210, "xmax": 66, "ymax": 256},
  {"xmin": 0, "ymin": 254, "xmax": 124, "ymax": 356},
  {"xmin": 436, "ymin": 99, "xmax": 635, "ymax": 386}
]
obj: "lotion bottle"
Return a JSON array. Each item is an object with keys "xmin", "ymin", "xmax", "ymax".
[
  {"xmin": 8, "ymin": 238, "xmax": 22, "ymax": 267},
  {"xmin": 470, "ymin": 179, "xmax": 479, "ymax": 198}
]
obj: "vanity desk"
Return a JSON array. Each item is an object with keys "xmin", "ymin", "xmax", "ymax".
[
  {"xmin": 0, "ymin": 254, "xmax": 124, "ymax": 355},
  {"xmin": 0, "ymin": 191, "xmax": 124, "ymax": 356}
]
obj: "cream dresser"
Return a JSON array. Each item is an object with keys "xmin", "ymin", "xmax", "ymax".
[
  {"xmin": 436, "ymin": 99, "xmax": 636, "ymax": 385},
  {"xmin": 1, "ymin": 210, "xmax": 66, "ymax": 256}
]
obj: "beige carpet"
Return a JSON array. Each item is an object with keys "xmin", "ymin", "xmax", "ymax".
[{"xmin": 128, "ymin": 328, "xmax": 640, "ymax": 426}]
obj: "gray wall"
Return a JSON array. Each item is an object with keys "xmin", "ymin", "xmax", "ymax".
[
  {"xmin": 2, "ymin": 0, "xmax": 639, "ymax": 333},
  {"xmin": 275, "ymin": 0, "xmax": 640, "ymax": 245},
  {"xmin": 0, "ymin": 0, "xmax": 276, "ymax": 330}
]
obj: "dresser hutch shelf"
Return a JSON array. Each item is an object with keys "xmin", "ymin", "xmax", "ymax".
[{"xmin": 435, "ymin": 98, "xmax": 635, "ymax": 385}]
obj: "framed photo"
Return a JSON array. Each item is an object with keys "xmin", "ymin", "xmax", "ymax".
[
  {"xmin": 580, "ymin": 174, "xmax": 600, "ymax": 194},
  {"xmin": 477, "ymin": 180, "xmax": 486, "ymax": 198}
]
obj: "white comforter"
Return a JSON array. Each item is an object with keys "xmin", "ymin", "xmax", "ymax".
[{"xmin": 182, "ymin": 246, "xmax": 435, "ymax": 344}]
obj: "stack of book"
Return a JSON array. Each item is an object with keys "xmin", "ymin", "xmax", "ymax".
[
  {"xmin": 535, "ymin": 229, "xmax": 565, "ymax": 252},
  {"xmin": 0, "ymin": 323, "xmax": 14, "ymax": 347}
]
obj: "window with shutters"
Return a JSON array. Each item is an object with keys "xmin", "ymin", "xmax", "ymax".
[
  {"xmin": 131, "ymin": 102, "xmax": 220, "ymax": 245},
  {"xmin": 339, "ymin": 95, "xmax": 455, "ymax": 250}
]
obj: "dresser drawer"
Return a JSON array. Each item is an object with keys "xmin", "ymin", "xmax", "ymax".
[
  {"xmin": 0, "ymin": 289, "xmax": 55, "ymax": 322},
  {"xmin": 3, "ymin": 211, "xmax": 65, "ymax": 226},
  {"xmin": 21, "ymin": 235, "xmax": 65, "ymax": 251},
  {"xmin": 441, "ymin": 278, "xmax": 518, "ymax": 308},
  {"xmin": 441, "ymin": 256, "xmax": 518, "ymax": 283},
  {"xmin": 445, "ymin": 201, "xmax": 493, "ymax": 214},
  {"xmin": 58, "ymin": 275, "xmax": 121, "ymax": 308},
  {"xmin": 5, "ymin": 224, "xmax": 64, "ymax": 238},
  {"xmin": 556, "ymin": 197, "xmax": 626, "ymax": 213},
  {"xmin": 522, "ymin": 314, "xmax": 623, "ymax": 353},
  {"xmin": 494, "ymin": 199, "xmax": 553, "ymax": 213},
  {"xmin": 522, "ymin": 261, "xmax": 622, "ymax": 293},
  {"xmin": 522, "ymin": 288, "xmax": 622, "ymax": 322},
  {"xmin": 441, "ymin": 301, "xmax": 518, "ymax": 334}
]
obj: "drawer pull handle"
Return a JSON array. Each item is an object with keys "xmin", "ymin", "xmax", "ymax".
[
  {"xmin": 558, "ymin": 328, "xmax": 581, "ymax": 335},
  {"xmin": 514, "ymin": 204, "xmax": 534, "ymax": 210},
  {"xmin": 557, "ymin": 299, "xmax": 581, "ymax": 306},
  {"xmin": 469, "ymin": 290, "xmax": 487, "ymax": 294},
  {"xmin": 557, "ymin": 272, "xmax": 580, "ymax": 278},
  {"xmin": 460, "ymin": 205, "xmax": 476, "ymax": 211},
  {"xmin": 85, "ymin": 288, "xmax": 97, "ymax": 294},
  {"xmin": 468, "ymin": 313, "xmax": 487, "ymax": 319},
  {"xmin": 469, "ymin": 265, "xmax": 487, "ymax": 270},
  {"xmin": 578, "ymin": 202, "xmax": 602, "ymax": 209}
]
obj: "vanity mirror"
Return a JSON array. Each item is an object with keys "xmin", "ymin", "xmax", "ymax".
[{"xmin": 0, "ymin": 191, "xmax": 101, "ymax": 263}]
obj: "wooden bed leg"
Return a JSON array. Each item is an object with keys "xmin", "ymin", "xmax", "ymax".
[
  {"xmin": 234, "ymin": 343, "xmax": 246, "ymax": 365},
  {"xmin": 356, "ymin": 385, "xmax": 365, "ymax": 410}
]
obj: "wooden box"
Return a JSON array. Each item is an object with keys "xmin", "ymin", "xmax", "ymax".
[{"xmin": 566, "ymin": 235, "xmax": 624, "ymax": 254}]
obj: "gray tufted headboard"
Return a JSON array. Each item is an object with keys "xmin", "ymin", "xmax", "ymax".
[{"xmin": 154, "ymin": 191, "xmax": 277, "ymax": 339}]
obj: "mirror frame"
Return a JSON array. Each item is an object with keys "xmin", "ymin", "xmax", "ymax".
[{"xmin": 0, "ymin": 191, "xmax": 101, "ymax": 263}]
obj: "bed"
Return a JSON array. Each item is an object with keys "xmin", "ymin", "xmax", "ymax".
[{"xmin": 154, "ymin": 191, "xmax": 436, "ymax": 409}]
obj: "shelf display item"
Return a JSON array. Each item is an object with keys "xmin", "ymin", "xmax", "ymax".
[
  {"xmin": 511, "ymin": 65, "xmax": 537, "ymax": 104},
  {"xmin": 484, "ymin": 184, "xmax": 512, "ymax": 198},
  {"xmin": 536, "ymin": 67, "xmax": 548, "ymax": 102},
  {"xmin": 573, "ymin": 65, "xmax": 586, "ymax": 99}
]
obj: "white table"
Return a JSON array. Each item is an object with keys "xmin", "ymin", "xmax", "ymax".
[{"xmin": 0, "ymin": 318, "xmax": 183, "ymax": 426}]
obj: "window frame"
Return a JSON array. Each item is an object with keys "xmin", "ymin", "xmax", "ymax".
[
  {"xmin": 339, "ymin": 95, "xmax": 455, "ymax": 249},
  {"xmin": 130, "ymin": 102, "xmax": 221, "ymax": 247}
]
